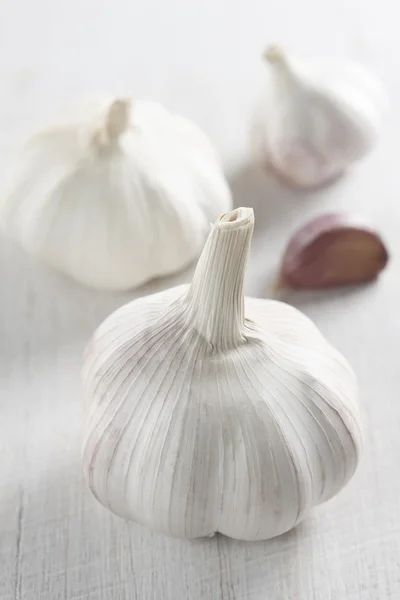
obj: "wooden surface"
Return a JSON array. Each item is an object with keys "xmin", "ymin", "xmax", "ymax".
[{"xmin": 1, "ymin": 0, "xmax": 400, "ymax": 598}]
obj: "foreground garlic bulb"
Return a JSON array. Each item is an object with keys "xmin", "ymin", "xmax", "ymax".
[
  {"xmin": 252, "ymin": 45, "xmax": 386, "ymax": 188},
  {"xmin": 83, "ymin": 207, "xmax": 362, "ymax": 541},
  {"xmin": 0, "ymin": 97, "xmax": 232, "ymax": 290}
]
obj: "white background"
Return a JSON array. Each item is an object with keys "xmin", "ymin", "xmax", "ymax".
[{"xmin": 0, "ymin": 0, "xmax": 399, "ymax": 598}]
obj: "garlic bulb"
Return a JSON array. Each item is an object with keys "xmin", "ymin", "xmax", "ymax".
[
  {"xmin": 0, "ymin": 97, "xmax": 232, "ymax": 290},
  {"xmin": 82, "ymin": 207, "xmax": 362, "ymax": 541},
  {"xmin": 252, "ymin": 45, "xmax": 386, "ymax": 188}
]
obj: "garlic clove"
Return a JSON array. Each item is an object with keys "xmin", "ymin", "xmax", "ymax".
[
  {"xmin": 83, "ymin": 207, "xmax": 362, "ymax": 542},
  {"xmin": 0, "ymin": 96, "xmax": 232, "ymax": 290},
  {"xmin": 278, "ymin": 213, "xmax": 389, "ymax": 290},
  {"xmin": 252, "ymin": 45, "xmax": 387, "ymax": 189}
]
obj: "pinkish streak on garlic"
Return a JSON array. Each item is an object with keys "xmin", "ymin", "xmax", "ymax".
[{"xmin": 278, "ymin": 213, "xmax": 389, "ymax": 290}]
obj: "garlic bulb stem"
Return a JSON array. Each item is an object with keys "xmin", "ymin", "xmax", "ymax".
[
  {"xmin": 93, "ymin": 97, "xmax": 131, "ymax": 146},
  {"xmin": 264, "ymin": 44, "xmax": 286, "ymax": 66},
  {"xmin": 264, "ymin": 45, "xmax": 299, "ymax": 89},
  {"xmin": 106, "ymin": 98, "xmax": 131, "ymax": 139},
  {"xmin": 185, "ymin": 208, "xmax": 254, "ymax": 349}
]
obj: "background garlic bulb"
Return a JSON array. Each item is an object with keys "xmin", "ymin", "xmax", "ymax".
[
  {"xmin": 82, "ymin": 207, "xmax": 362, "ymax": 541},
  {"xmin": 0, "ymin": 97, "xmax": 232, "ymax": 290},
  {"xmin": 252, "ymin": 45, "xmax": 387, "ymax": 188}
]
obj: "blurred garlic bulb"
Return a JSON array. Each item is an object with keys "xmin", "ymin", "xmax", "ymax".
[
  {"xmin": 252, "ymin": 45, "xmax": 386, "ymax": 188},
  {"xmin": 82, "ymin": 207, "xmax": 362, "ymax": 541},
  {"xmin": 0, "ymin": 97, "xmax": 231, "ymax": 290}
]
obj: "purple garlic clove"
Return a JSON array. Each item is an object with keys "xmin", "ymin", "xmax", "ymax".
[{"xmin": 278, "ymin": 213, "xmax": 389, "ymax": 290}]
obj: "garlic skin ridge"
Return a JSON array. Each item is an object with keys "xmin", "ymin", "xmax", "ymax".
[
  {"xmin": 0, "ymin": 96, "xmax": 232, "ymax": 290},
  {"xmin": 252, "ymin": 45, "xmax": 386, "ymax": 188},
  {"xmin": 82, "ymin": 207, "xmax": 362, "ymax": 541}
]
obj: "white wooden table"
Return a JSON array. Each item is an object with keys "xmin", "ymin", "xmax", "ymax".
[{"xmin": 1, "ymin": 0, "xmax": 400, "ymax": 598}]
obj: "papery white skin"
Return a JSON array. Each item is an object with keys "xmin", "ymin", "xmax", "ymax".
[
  {"xmin": 82, "ymin": 207, "xmax": 362, "ymax": 541},
  {"xmin": 0, "ymin": 97, "xmax": 231, "ymax": 290},
  {"xmin": 252, "ymin": 45, "xmax": 386, "ymax": 188}
]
